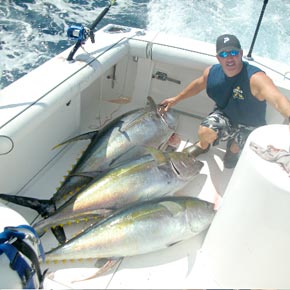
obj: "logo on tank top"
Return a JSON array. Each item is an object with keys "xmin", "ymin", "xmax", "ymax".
[{"xmin": 233, "ymin": 86, "xmax": 244, "ymax": 100}]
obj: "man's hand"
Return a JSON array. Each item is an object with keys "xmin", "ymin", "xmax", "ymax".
[{"xmin": 159, "ymin": 97, "xmax": 178, "ymax": 112}]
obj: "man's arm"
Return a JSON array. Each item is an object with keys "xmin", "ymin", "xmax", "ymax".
[{"xmin": 251, "ymin": 72, "xmax": 290, "ymax": 119}]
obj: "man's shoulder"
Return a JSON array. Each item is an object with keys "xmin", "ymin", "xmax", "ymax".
[
  {"xmin": 243, "ymin": 61, "xmax": 264, "ymax": 74},
  {"xmin": 209, "ymin": 63, "xmax": 223, "ymax": 74}
]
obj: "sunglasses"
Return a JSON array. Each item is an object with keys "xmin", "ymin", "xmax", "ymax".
[{"xmin": 218, "ymin": 50, "xmax": 240, "ymax": 58}]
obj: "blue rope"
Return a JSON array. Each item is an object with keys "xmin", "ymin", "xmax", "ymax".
[{"xmin": 0, "ymin": 224, "xmax": 45, "ymax": 289}]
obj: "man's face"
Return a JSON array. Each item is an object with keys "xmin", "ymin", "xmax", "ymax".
[{"xmin": 216, "ymin": 49, "xmax": 243, "ymax": 77}]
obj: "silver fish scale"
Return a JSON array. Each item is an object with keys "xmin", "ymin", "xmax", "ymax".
[
  {"xmin": 51, "ymin": 97, "xmax": 179, "ymax": 208},
  {"xmin": 33, "ymin": 150, "xmax": 202, "ymax": 234},
  {"xmin": 77, "ymin": 99, "xmax": 178, "ymax": 173},
  {"xmin": 44, "ymin": 196, "xmax": 215, "ymax": 262}
]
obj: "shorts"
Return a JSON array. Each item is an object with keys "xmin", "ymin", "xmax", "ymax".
[{"xmin": 200, "ymin": 108, "xmax": 257, "ymax": 149}]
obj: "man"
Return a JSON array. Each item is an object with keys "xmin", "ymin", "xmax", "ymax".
[{"xmin": 161, "ymin": 34, "xmax": 290, "ymax": 168}]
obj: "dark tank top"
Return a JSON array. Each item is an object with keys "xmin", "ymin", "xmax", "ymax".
[{"xmin": 206, "ymin": 61, "xmax": 266, "ymax": 127}]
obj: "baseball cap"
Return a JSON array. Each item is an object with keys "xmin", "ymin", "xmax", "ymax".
[{"xmin": 216, "ymin": 34, "xmax": 241, "ymax": 54}]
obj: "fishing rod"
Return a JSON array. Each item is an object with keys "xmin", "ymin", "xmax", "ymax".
[
  {"xmin": 66, "ymin": 0, "xmax": 116, "ymax": 61},
  {"xmin": 246, "ymin": 0, "xmax": 269, "ymax": 60}
]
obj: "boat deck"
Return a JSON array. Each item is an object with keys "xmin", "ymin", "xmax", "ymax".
[{"xmin": 6, "ymin": 112, "xmax": 234, "ymax": 289}]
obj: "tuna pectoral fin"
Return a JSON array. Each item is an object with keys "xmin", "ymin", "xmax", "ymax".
[
  {"xmin": 69, "ymin": 171, "xmax": 102, "ymax": 180},
  {"xmin": 0, "ymin": 193, "xmax": 54, "ymax": 218},
  {"xmin": 52, "ymin": 130, "xmax": 99, "ymax": 149},
  {"xmin": 71, "ymin": 258, "xmax": 122, "ymax": 283},
  {"xmin": 108, "ymin": 145, "xmax": 146, "ymax": 168}
]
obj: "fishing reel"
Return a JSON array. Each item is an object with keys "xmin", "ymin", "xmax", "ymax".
[
  {"xmin": 66, "ymin": 0, "xmax": 115, "ymax": 61},
  {"xmin": 67, "ymin": 24, "xmax": 93, "ymax": 43}
]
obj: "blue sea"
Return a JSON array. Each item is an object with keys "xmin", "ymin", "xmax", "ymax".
[{"xmin": 1, "ymin": 0, "xmax": 290, "ymax": 89}]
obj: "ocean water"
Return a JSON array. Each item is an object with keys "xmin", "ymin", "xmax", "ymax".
[{"xmin": 1, "ymin": 0, "xmax": 290, "ymax": 89}]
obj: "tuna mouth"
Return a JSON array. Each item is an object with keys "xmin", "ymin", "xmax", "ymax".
[
  {"xmin": 157, "ymin": 105, "xmax": 177, "ymax": 130},
  {"xmin": 157, "ymin": 105, "xmax": 167, "ymax": 122},
  {"xmin": 157, "ymin": 104, "xmax": 166, "ymax": 114}
]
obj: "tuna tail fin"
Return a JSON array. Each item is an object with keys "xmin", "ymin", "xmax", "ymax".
[
  {"xmin": 52, "ymin": 130, "xmax": 99, "ymax": 150},
  {"xmin": 0, "ymin": 193, "xmax": 55, "ymax": 218}
]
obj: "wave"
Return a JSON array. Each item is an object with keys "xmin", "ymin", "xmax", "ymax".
[{"xmin": 1, "ymin": 0, "xmax": 290, "ymax": 89}]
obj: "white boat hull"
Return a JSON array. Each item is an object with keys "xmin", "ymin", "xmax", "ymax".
[{"xmin": 0, "ymin": 24, "xmax": 289, "ymax": 288}]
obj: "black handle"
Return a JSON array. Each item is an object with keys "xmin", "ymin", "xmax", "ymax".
[
  {"xmin": 67, "ymin": 1, "xmax": 115, "ymax": 61},
  {"xmin": 246, "ymin": 0, "xmax": 269, "ymax": 59}
]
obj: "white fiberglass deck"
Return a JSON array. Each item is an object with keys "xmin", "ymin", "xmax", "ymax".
[
  {"xmin": 1, "ymin": 23, "xmax": 289, "ymax": 289},
  {"xmin": 5, "ymin": 112, "xmax": 234, "ymax": 289}
]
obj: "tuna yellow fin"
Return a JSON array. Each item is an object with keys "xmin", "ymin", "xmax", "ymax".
[
  {"xmin": 71, "ymin": 258, "xmax": 122, "ymax": 283},
  {"xmin": 52, "ymin": 130, "xmax": 98, "ymax": 150}
]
